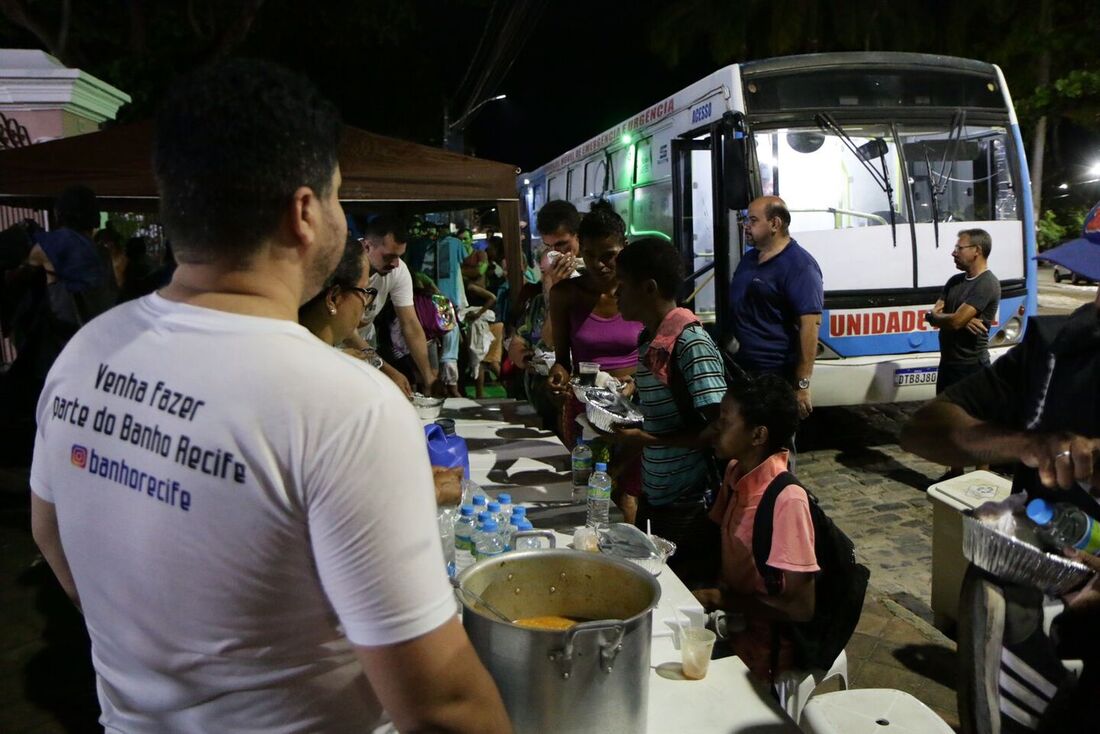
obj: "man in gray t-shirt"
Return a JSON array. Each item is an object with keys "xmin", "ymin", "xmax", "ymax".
[
  {"xmin": 928, "ymin": 229, "xmax": 1001, "ymax": 392},
  {"xmin": 925, "ymin": 228, "xmax": 1001, "ymax": 478}
]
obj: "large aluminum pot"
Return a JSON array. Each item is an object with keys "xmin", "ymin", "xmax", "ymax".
[{"xmin": 458, "ymin": 548, "xmax": 661, "ymax": 734}]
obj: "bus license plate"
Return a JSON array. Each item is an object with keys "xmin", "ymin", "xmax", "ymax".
[{"xmin": 894, "ymin": 367, "xmax": 938, "ymax": 387}]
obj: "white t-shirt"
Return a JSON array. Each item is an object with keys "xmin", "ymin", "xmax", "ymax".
[
  {"xmin": 362, "ymin": 258, "xmax": 414, "ymax": 327},
  {"xmin": 30, "ymin": 293, "xmax": 455, "ymax": 734}
]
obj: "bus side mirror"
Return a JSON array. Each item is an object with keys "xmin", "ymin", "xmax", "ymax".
[{"xmin": 723, "ymin": 133, "xmax": 750, "ymax": 211}]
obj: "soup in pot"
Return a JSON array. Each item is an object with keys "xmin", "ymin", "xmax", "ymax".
[{"xmin": 513, "ymin": 615, "xmax": 587, "ymax": 631}]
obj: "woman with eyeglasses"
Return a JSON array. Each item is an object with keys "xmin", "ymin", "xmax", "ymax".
[{"xmin": 299, "ymin": 237, "xmax": 378, "ymax": 353}]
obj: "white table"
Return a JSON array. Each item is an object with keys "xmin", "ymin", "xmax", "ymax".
[{"xmin": 435, "ymin": 399, "xmax": 799, "ymax": 733}]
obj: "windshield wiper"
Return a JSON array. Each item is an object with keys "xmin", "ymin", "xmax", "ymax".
[
  {"xmin": 815, "ymin": 113, "xmax": 897, "ymax": 247},
  {"xmin": 925, "ymin": 109, "xmax": 967, "ymax": 248}
]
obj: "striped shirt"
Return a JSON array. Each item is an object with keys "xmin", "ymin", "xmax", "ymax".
[{"xmin": 635, "ymin": 324, "xmax": 727, "ymax": 505}]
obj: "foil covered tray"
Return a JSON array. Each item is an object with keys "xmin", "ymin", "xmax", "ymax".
[
  {"xmin": 570, "ymin": 376, "xmax": 622, "ymax": 404},
  {"xmin": 583, "ymin": 388, "xmax": 643, "ymax": 432},
  {"xmin": 962, "ymin": 512, "xmax": 1092, "ymax": 596},
  {"xmin": 410, "ymin": 393, "xmax": 444, "ymax": 421}
]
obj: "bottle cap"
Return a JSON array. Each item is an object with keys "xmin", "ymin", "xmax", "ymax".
[
  {"xmin": 595, "ymin": 462, "xmax": 608, "ymax": 472},
  {"xmin": 477, "ymin": 511, "xmax": 491, "ymax": 523},
  {"xmin": 487, "ymin": 501, "xmax": 501, "ymax": 512},
  {"xmin": 498, "ymin": 493, "xmax": 512, "ymax": 505},
  {"xmin": 482, "ymin": 520, "xmax": 499, "ymax": 532},
  {"xmin": 519, "ymin": 519, "xmax": 534, "ymax": 530},
  {"xmin": 1026, "ymin": 498, "xmax": 1054, "ymax": 526},
  {"xmin": 434, "ymin": 418, "xmax": 457, "ymax": 436},
  {"xmin": 459, "ymin": 505, "xmax": 474, "ymax": 516},
  {"xmin": 472, "ymin": 495, "xmax": 487, "ymax": 506},
  {"xmin": 511, "ymin": 506, "xmax": 527, "ymax": 517},
  {"xmin": 576, "ymin": 438, "xmax": 585, "ymax": 446}
]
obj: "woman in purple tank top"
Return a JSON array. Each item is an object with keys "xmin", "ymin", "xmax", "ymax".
[{"xmin": 547, "ymin": 201, "xmax": 644, "ymax": 520}]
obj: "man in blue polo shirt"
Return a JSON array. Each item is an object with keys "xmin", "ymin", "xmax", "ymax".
[{"xmin": 729, "ymin": 196, "xmax": 823, "ymax": 419}]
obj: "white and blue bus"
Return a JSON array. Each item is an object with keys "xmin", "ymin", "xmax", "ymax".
[{"xmin": 519, "ymin": 52, "xmax": 1037, "ymax": 406}]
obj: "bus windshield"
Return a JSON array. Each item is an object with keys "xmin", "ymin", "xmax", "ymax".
[
  {"xmin": 755, "ymin": 124, "xmax": 907, "ymax": 234},
  {"xmin": 898, "ymin": 124, "xmax": 1019, "ymax": 224}
]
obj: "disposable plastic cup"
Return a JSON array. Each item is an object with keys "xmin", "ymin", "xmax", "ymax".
[
  {"xmin": 680, "ymin": 627, "xmax": 716, "ymax": 680},
  {"xmin": 578, "ymin": 362, "xmax": 600, "ymax": 386}
]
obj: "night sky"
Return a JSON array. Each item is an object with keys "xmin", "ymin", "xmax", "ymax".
[{"xmin": 1, "ymin": 0, "xmax": 1097, "ymax": 204}]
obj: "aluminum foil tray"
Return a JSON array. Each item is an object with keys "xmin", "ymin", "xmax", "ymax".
[
  {"xmin": 584, "ymin": 388, "xmax": 643, "ymax": 432},
  {"xmin": 962, "ymin": 512, "xmax": 1092, "ymax": 596},
  {"xmin": 570, "ymin": 376, "xmax": 622, "ymax": 404}
]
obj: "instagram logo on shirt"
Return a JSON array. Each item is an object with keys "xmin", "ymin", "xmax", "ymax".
[{"xmin": 70, "ymin": 445, "xmax": 88, "ymax": 468}]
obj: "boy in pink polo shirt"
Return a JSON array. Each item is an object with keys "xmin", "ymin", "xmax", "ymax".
[{"xmin": 693, "ymin": 374, "xmax": 819, "ymax": 682}]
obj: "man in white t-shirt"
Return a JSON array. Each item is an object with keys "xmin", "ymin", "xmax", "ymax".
[
  {"xmin": 29, "ymin": 59, "xmax": 510, "ymax": 734},
  {"xmin": 345, "ymin": 216, "xmax": 437, "ymax": 396}
]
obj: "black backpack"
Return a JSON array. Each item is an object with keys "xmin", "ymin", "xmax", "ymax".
[{"xmin": 752, "ymin": 470, "xmax": 870, "ymax": 672}]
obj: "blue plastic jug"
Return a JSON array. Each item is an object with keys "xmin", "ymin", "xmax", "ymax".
[{"xmin": 424, "ymin": 419, "xmax": 470, "ymax": 479}]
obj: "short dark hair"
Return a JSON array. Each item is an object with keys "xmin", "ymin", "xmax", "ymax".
[
  {"xmin": 299, "ymin": 235, "xmax": 364, "ymax": 316},
  {"xmin": 615, "ymin": 237, "xmax": 683, "ymax": 299},
  {"xmin": 724, "ymin": 374, "xmax": 800, "ymax": 453},
  {"xmin": 764, "ymin": 200, "xmax": 791, "ymax": 235},
  {"xmin": 536, "ymin": 200, "xmax": 580, "ymax": 236},
  {"xmin": 958, "ymin": 228, "xmax": 992, "ymax": 258},
  {"xmin": 365, "ymin": 215, "xmax": 408, "ymax": 244},
  {"xmin": 154, "ymin": 59, "xmax": 343, "ymax": 264},
  {"xmin": 54, "ymin": 185, "xmax": 99, "ymax": 231},
  {"xmin": 578, "ymin": 199, "xmax": 626, "ymax": 246}
]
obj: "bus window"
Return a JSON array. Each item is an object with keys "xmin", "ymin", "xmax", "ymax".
[
  {"xmin": 631, "ymin": 181, "xmax": 673, "ymax": 239},
  {"xmin": 584, "ymin": 159, "xmax": 606, "ymax": 197},
  {"xmin": 755, "ymin": 126, "xmax": 907, "ymax": 231},
  {"xmin": 548, "ymin": 174, "xmax": 565, "ymax": 200},
  {"xmin": 899, "ymin": 125, "xmax": 1018, "ymax": 224},
  {"xmin": 610, "ymin": 146, "xmax": 634, "ymax": 191},
  {"xmin": 635, "ymin": 137, "xmax": 654, "ymax": 185},
  {"xmin": 566, "ymin": 168, "xmax": 575, "ymax": 201}
]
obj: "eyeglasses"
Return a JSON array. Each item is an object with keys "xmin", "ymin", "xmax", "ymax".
[
  {"xmin": 952, "ymin": 244, "xmax": 978, "ymax": 252},
  {"xmin": 346, "ymin": 286, "xmax": 378, "ymax": 308}
]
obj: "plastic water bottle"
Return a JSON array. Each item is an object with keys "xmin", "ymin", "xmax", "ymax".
[
  {"xmin": 472, "ymin": 511, "xmax": 492, "ymax": 560},
  {"xmin": 510, "ymin": 506, "xmax": 527, "ymax": 523},
  {"xmin": 487, "ymin": 501, "xmax": 502, "ymax": 525},
  {"xmin": 454, "ymin": 505, "xmax": 476, "ymax": 572},
  {"xmin": 475, "ymin": 519, "xmax": 505, "ymax": 559},
  {"xmin": 514, "ymin": 519, "xmax": 541, "ymax": 550},
  {"xmin": 438, "ymin": 510, "xmax": 456, "ymax": 577},
  {"xmin": 572, "ymin": 438, "xmax": 594, "ymax": 494},
  {"xmin": 497, "ymin": 493, "xmax": 514, "ymax": 523},
  {"xmin": 586, "ymin": 462, "xmax": 612, "ymax": 528},
  {"xmin": 1026, "ymin": 499, "xmax": 1100, "ymax": 555},
  {"xmin": 503, "ymin": 514, "xmax": 525, "ymax": 551},
  {"xmin": 472, "ymin": 494, "xmax": 488, "ymax": 515}
]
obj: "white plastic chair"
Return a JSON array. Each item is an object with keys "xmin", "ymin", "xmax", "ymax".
[
  {"xmin": 799, "ymin": 688, "xmax": 954, "ymax": 734},
  {"xmin": 773, "ymin": 649, "xmax": 849, "ymax": 724}
]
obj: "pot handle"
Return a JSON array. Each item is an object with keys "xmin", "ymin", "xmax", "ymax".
[
  {"xmin": 548, "ymin": 619, "xmax": 626, "ymax": 679},
  {"xmin": 512, "ymin": 529, "xmax": 557, "ymax": 548}
]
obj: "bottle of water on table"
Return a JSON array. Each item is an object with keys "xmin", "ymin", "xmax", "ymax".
[
  {"xmin": 472, "ymin": 510, "xmax": 492, "ymax": 561},
  {"xmin": 514, "ymin": 518, "xmax": 541, "ymax": 551},
  {"xmin": 572, "ymin": 438, "xmax": 593, "ymax": 496},
  {"xmin": 454, "ymin": 505, "xmax": 476, "ymax": 572},
  {"xmin": 497, "ymin": 493, "xmax": 514, "ymax": 523},
  {"xmin": 1027, "ymin": 498, "xmax": 1100, "ymax": 555},
  {"xmin": 586, "ymin": 462, "xmax": 612, "ymax": 529},
  {"xmin": 475, "ymin": 519, "xmax": 505, "ymax": 559},
  {"xmin": 487, "ymin": 501, "xmax": 502, "ymax": 526}
]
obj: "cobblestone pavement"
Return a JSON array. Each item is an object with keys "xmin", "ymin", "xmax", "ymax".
[{"xmin": 799, "ymin": 401, "xmax": 967, "ymax": 730}]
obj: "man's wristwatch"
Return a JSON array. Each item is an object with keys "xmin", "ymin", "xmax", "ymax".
[{"xmin": 797, "ymin": 377, "xmax": 811, "ymax": 390}]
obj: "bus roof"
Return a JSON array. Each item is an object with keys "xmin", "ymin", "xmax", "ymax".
[{"xmin": 520, "ymin": 51, "xmax": 1004, "ymax": 180}]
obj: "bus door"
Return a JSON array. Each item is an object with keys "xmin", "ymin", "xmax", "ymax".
[{"xmin": 670, "ymin": 114, "xmax": 750, "ymax": 334}]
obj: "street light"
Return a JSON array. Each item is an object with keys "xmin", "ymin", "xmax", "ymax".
[
  {"xmin": 443, "ymin": 94, "xmax": 507, "ymax": 152},
  {"xmin": 1090, "ymin": 162, "xmax": 1100, "ymax": 177}
]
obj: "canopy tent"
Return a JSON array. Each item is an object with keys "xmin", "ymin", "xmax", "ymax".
[{"xmin": 0, "ymin": 120, "xmax": 524, "ymax": 297}]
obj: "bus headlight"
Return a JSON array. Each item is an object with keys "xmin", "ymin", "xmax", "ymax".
[{"xmin": 992, "ymin": 317, "xmax": 1023, "ymax": 346}]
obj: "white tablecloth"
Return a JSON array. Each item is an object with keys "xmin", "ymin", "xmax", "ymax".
[{"xmin": 432, "ymin": 399, "xmax": 799, "ymax": 733}]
